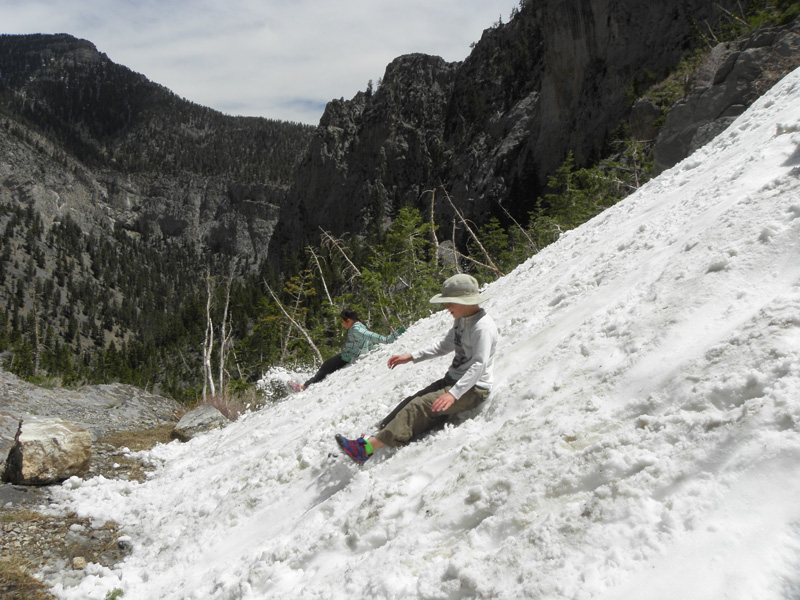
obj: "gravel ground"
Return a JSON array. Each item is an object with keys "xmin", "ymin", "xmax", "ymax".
[{"xmin": 0, "ymin": 368, "xmax": 181, "ymax": 599}]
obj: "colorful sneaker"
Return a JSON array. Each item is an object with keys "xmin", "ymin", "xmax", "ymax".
[
  {"xmin": 287, "ymin": 381, "xmax": 302, "ymax": 393},
  {"xmin": 335, "ymin": 434, "xmax": 371, "ymax": 465}
]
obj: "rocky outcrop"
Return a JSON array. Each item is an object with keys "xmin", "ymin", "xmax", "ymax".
[
  {"xmin": 3, "ymin": 418, "xmax": 92, "ymax": 485},
  {"xmin": 172, "ymin": 405, "xmax": 229, "ymax": 441},
  {"xmin": 0, "ymin": 368, "xmax": 181, "ymax": 460},
  {"xmin": 271, "ymin": 0, "xmax": 745, "ymax": 256},
  {"xmin": 653, "ymin": 25, "xmax": 800, "ymax": 174},
  {"xmin": 291, "ymin": 54, "xmax": 458, "ymax": 238}
]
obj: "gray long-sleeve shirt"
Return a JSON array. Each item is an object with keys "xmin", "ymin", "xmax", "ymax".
[{"xmin": 411, "ymin": 309, "xmax": 498, "ymax": 399}]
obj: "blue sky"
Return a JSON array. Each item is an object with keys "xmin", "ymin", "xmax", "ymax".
[{"xmin": 2, "ymin": 0, "xmax": 520, "ymax": 124}]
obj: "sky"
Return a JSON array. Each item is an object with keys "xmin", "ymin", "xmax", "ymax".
[
  {"xmin": 1, "ymin": 0, "xmax": 520, "ymax": 124},
  {"xmin": 42, "ymin": 67, "xmax": 800, "ymax": 599}
]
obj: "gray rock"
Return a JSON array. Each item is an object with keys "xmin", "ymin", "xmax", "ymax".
[
  {"xmin": 3, "ymin": 418, "xmax": 92, "ymax": 485},
  {"xmin": 0, "ymin": 368, "xmax": 181, "ymax": 460},
  {"xmin": 172, "ymin": 406, "xmax": 230, "ymax": 442},
  {"xmin": 653, "ymin": 28, "xmax": 800, "ymax": 174}
]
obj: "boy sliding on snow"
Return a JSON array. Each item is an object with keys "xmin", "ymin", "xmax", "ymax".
[{"xmin": 335, "ymin": 274, "xmax": 499, "ymax": 464}]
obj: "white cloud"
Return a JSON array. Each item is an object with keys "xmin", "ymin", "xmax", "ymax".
[{"xmin": 1, "ymin": 0, "xmax": 519, "ymax": 123}]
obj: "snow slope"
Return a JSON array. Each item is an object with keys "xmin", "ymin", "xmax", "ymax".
[{"xmin": 48, "ymin": 67, "xmax": 800, "ymax": 600}]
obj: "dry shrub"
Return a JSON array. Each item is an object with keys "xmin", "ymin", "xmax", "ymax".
[
  {"xmin": 200, "ymin": 395, "xmax": 244, "ymax": 421},
  {"xmin": 0, "ymin": 559, "xmax": 54, "ymax": 600},
  {"xmin": 199, "ymin": 386, "xmax": 266, "ymax": 421}
]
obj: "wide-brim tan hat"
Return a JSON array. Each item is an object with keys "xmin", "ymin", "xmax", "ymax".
[{"xmin": 430, "ymin": 274, "xmax": 492, "ymax": 305}]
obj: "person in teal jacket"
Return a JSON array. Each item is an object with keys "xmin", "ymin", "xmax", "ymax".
[{"xmin": 288, "ymin": 308, "xmax": 404, "ymax": 392}]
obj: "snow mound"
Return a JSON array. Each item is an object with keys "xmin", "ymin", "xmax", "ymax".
[{"xmin": 49, "ymin": 67, "xmax": 800, "ymax": 600}]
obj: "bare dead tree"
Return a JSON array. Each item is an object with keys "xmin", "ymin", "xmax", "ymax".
[
  {"xmin": 231, "ymin": 348, "xmax": 245, "ymax": 380},
  {"xmin": 451, "ymin": 219, "xmax": 462, "ymax": 273},
  {"xmin": 263, "ymin": 279, "xmax": 323, "ymax": 365},
  {"xmin": 442, "ymin": 187, "xmax": 504, "ymax": 277},
  {"xmin": 30, "ymin": 282, "xmax": 44, "ymax": 378},
  {"xmin": 423, "ymin": 188, "xmax": 440, "ymax": 266},
  {"xmin": 306, "ymin": 246, "xmax": 334, "ymax": 305},
  {"xmin": 203, "ymin": 270, "xmax": 216, "ymax": 400},
  {"xmin": 320, "ymin": 228, "xmax": 362, "ymax": 284},
  {"xmin": 217, "ymin": 260, "xmax": 237, "ymax": 396}
]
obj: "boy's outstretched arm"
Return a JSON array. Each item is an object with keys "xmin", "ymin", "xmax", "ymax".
[{"xmin": 388, "ymin": 354, "xmax": 413, "ymax": 369}]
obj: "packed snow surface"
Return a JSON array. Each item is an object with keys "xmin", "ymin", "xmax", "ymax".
[{"xmin": 48, "ymin": 68, "xmax": 800, "ymax": 599}]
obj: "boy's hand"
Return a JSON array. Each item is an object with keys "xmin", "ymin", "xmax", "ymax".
[
  {"xmin": 431, "ymin": 392, "xmax": 456, "ymax": 412},
  {"xmin": 388, "ymin": 354, "xmax": 413, "ymax": 369}
]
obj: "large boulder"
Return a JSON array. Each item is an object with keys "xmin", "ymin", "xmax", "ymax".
[
  {"xmin": 172, "ymin": 406, "xmax": 230, "ymax": 442},
  {"xmin": 2, "ymin": 418, "xmax": 92, "ymax": 485}
]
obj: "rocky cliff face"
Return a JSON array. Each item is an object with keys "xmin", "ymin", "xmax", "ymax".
[
  {"xmin": 0, "ymin": 121, "xmax": 285, "ymax": 268},
  {"xmin": 283, "ymin": 54, "xmax": 459, "ymax": 243},
  {"xmin": 652, "ymin": 24, "xmax": 800, "ymax": 174},
  {"xmin": 271, "ymin": 0, "xmax": 743, "ymax": 256}
]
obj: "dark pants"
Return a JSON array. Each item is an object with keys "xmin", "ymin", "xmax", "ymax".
[{"xmin": 304, "ymin": 353, "xmax": 348, "ymax": 388}]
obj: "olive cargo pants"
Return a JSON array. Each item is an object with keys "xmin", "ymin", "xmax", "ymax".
[{"xmin": 375, "ymin": 378, "xmax": 490, "ymax": 447}]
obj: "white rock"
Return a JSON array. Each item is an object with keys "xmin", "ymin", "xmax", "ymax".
[{"xmin": 2, "ymin": 418, "xmax": 92, "ymax": 485}]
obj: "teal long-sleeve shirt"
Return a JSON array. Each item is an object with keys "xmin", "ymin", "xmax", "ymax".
[{"xmin": 341, "ymin": 321, "xmax": 403, "ymax": 363}]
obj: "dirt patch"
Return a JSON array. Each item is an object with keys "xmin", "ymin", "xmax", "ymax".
[{"xmin": 98, "ymin": 423, "xmax": 177, "ymax": 452}]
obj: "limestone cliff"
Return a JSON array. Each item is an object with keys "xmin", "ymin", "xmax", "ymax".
[{"xmin": 0, "ymin": 121, "xmax": 284, "ymax": 268}]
